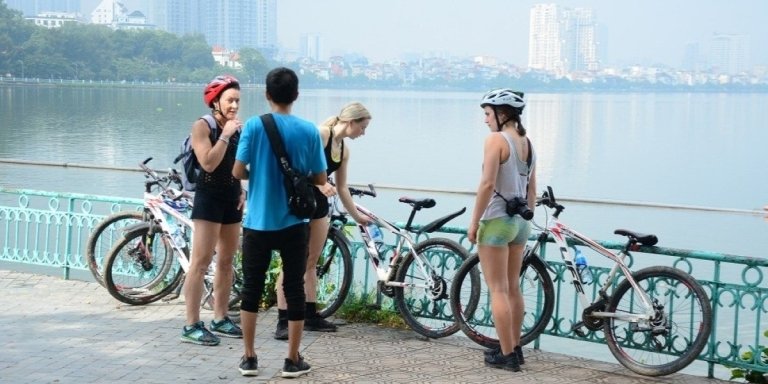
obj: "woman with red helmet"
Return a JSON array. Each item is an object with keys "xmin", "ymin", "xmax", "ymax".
[{"xmin": 181, "ymin": 75, "xmax": 245, "ymax": 346}]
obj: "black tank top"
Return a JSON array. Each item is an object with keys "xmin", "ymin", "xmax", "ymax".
[
  {"xmin": 323, "ymin": 127, "xmax": 344, "ymax": 176},
  {"xmin": 196, "ymin": 120, "xmax": 241, "ymax": 200}
]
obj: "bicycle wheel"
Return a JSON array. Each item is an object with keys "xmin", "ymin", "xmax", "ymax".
[
  {"xmin": 394, "ymin": 237, "xmax": 471, "ymax": 338},
  {"xmin": 604, "ymin": 266, "xmax": 712, "ymax": 377},
  {"xmin": 450, "ymin": 251, "xmax": 554, "ymax": 349},
  {"xmin": 103, "ymin": 225, "xmax": 183, "ymax": 305},
  {"xmin": 201, "ymin": 264, "xmax": 243, "ymax": 321},
  {"xmin": 85, "ymin": 210, "xmax": 144, "ymax": 286},
  {"xmin": 315, "ymin": 228, "xmax": 352, "ymax": 318}
]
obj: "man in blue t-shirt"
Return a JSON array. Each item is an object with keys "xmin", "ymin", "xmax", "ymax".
[{"xmin": 232, "ymin": 67, "xmax": 327, "ymax": 379}]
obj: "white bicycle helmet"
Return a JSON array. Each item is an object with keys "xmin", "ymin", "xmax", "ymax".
[{"xmin": 480, "ymin": 88, "xmax": 525, "ymax": 111}]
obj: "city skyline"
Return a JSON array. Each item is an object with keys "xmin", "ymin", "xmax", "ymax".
[
  {"xmin": 7, "ymin": 0, "xmax": 767, "ymax": 71},
  {"xmin": 275, "ymin": 0, "xmax": 766, "ymax": 69}
]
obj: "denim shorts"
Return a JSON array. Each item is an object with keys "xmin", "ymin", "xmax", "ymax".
[{"xmin": 477, "ymin": 215, "xmax": 531, "ymax": 246}]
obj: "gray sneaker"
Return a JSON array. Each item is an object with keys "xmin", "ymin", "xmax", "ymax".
[
  {"xmin": 181, "ymin": 321, "xmax": 220, "ymax": 346},
  {"xmin": 274, "ymin": 322, "xmax": 288, "ymax": 340},
  {"xmin": 211, "ymin": 316, "xmax": 243, "ymax": 338}
]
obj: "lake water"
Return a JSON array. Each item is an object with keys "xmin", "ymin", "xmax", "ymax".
[{"xmin": 1, "ymin": 84, "xmax": 765, "ymax": 259}]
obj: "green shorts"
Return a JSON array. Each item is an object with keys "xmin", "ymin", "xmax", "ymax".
[{"xmin": 477, "ymin": 215, "xmax": 531, "ymax": 246}]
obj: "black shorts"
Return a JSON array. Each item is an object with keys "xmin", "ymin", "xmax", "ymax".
[
  {"xmin": 190, "ymin": 189, "xmax": 242, "ymax": 224},
  {"xmin": 311, "ymin": 186, "xmax": 330, "ymax": 220}
]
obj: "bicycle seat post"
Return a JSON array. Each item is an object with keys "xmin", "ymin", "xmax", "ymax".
[{"xmin": 404, "ymin": 205, "xmax": 419, "ymax": 232}]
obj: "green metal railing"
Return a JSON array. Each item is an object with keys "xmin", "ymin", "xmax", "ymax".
[{"xmin": 1, "ymin": 187, "xmax": 766, "ymax": 378}]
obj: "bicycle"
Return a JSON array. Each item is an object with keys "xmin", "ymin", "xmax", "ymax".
[
  {"xmin": 101, "ymin": 158, "xmax": 242, "ymax": 315},
  {"xmin": 314, "ymin": 183, "xmax": 479, "ymax": 339},
  {"xmin": 450, "ymin": 186, "xmax": 712, "ymax": 377}
]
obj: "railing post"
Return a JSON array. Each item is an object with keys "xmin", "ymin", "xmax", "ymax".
[{"xmin": 62, "ymin": 196, "xmax": 75, "ymax": 280}]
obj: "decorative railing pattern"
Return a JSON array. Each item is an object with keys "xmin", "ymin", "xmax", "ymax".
[{"xmin": 1, "ymin": 187, "xmax": 766, "ymax": 378}]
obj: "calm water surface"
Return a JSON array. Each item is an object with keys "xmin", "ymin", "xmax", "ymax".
[{"xmin": 1, "ymin": 85, "xmax": 766, "ymax": 259}]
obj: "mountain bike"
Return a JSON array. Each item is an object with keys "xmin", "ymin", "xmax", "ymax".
[
  {"xmin": 86, "ymin": 209, "xmax": 145, "ymax": 287},
  {"xmin": 101, "ymin": 158, "xmax": 242, "ymax": 315},
  {"xmin": 450, "ymin": 186, "xmax": 712, "ymax": 377},
  {"xmin": 314, "ymin": 184, "xmax": 479, "ymax": 339}
]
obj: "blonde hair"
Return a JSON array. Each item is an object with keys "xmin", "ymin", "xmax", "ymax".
[{"xmin": 321, "ymin": 102, "xmax": 372, "ymax": 128}]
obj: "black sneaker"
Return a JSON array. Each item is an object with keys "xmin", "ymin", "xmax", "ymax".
[
  {"xmin": 515, "ymin": 345, "xmax": 525, "ymax": 365},
  {"xmin": 281, "ymin": 355, "xmax": 311, "ymax": 378},
  {"xmin": 274, "ymin": 321, "xmax": 288, "ymax": 340},
  {"xmin": 304, "ymin": 316, "xmax": 337, "ymax": 332},
  {"xmin": 483, "ymin": 345, "xmax": 524, "ymax": 365},
  {"xmin": 484, "ymin": 350, "xmax": 521, "ymax": 372},
  {"xmin": 238, "ymin": 355, "xmax": 258, "ymax": 376}
]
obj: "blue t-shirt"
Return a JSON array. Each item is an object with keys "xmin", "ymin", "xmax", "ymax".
[{"xmin": 236, "ymin": 112, "xmax": 327, "ymax": 231}]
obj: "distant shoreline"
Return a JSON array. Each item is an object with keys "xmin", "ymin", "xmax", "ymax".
[{"xmin": 1, "ymin": 77, "xmax": 766, "ymax": 94}]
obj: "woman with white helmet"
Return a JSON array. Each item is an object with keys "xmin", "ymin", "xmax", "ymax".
[{"xmin": 468, "ymin": 88, "xmax": 536, "ymax": 372}]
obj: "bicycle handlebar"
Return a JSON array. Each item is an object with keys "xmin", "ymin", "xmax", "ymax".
[
  {"xmin": 348, "ymin": 184, "xmax": 376, "ymax": 198},
  {"xmin": 139, "ymin": 157, "xmax": 185, "ymax": 197},
  {"xmin": 536, "ymin": 185, "xmax": 565, "ymax": 217}
]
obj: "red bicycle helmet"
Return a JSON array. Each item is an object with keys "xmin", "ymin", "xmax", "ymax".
[{"xmin": 203, "ymin": 75, "xmax": 239, "ymax": 107}]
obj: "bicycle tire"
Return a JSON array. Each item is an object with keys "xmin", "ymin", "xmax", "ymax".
[
  {"xmin": 201, "ymin": 264, "xmax": 243, "ymax": 320},
  {"xmin": 103, "ymin": 225, "xmax": 183, "ymax": 305},
  {"xmin": 85, "ymin": 210, "xmax": 144, "ymax": 286},
  {"xmin": 603, "ymin": 266, "xmax": 712, "ymax": 377},
  {"xmin": 315, "ymin": 228, "xmax": 353, "ymax": 318},
  {"xmin": 394, "ymin": 237, "xmax": 472, "ymax": 339},
  {"xmin": 450, "ymin": 251, "xmax": 554, "ymax": 349}
]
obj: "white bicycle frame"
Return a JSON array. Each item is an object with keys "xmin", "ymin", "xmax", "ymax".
[
  {"xmin": 333, "ymin": 197, "xmax": 438, "ymax": 291},
  {"xmin": 537, "ymin": 215, "xmax": 657, "ymax": 323},
  {"xmin": 142, "ymin": 189, "xmax": 194, "ymax": 272}
]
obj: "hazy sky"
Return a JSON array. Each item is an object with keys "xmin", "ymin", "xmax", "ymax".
[{"xmin": 277, "ymin": 0, "xmax": 767, "ymax": 68}]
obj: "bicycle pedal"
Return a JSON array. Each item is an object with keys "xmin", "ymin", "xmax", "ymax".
[{"xmin": 571, "ymin": 321, "xmax": 587, "ymax": 338}]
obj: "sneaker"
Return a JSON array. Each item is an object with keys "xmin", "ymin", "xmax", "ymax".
[
  {"xmin": 483, "ymin": 345, "xmax": 525, "ymax": 365},
  {"xmin": 304, "ymin": 316, "xmax": 337, "ymax": 332},
  {"xmin": 238, "ymin": 355, "xmax": 258, "ymax": 376},
  {"xmin": 484, "ymin": 350, "xmax": 521, "ymax": 372},
  {"xmin": 211, "ymin": 316, "xmax": 243, "ymax": 338},
  {"xmin": 515, "ymin": 345, "xmax": 525, "ymax": 365},
  {"xmin": 282, "ymin": 354, "xmax": 311, "ymax": 378},
  {"xmin": 483, "ymin": 346, "xmax": 500, "ymax": 357},
  {"xmin": 181, "ymin": 321, "xmax": 220, "ymax": 346},
  {"xmin": 274, "ymin": 322, "xmax": 288, "ymax": 340},
  {"xmin": 483, "ymin": 345, "xmax": 524, "ymax": 365}
]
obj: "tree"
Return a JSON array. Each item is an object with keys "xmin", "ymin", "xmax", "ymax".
[{"xmin": 237, "ymin": 47, "xmax": 270, "ymax": 84}]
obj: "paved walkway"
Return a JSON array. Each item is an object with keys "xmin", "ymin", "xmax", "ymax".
[{"xmin": 0, "ymin": 269, "xmax": 730, "ymax": 384}]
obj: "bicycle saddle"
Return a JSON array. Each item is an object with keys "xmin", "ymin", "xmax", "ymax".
[
  {"xmin": 614, "ymin": 229, "xmax": 658, "ymax": 246},
  {"xmin": 398, "ymin": 197, "xmax": 436, "ymax": 210}
]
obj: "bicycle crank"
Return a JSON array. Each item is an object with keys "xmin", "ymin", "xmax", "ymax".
[{"xmin": 429, "ymin": 276, "xmax": 448, "ymax": 301}]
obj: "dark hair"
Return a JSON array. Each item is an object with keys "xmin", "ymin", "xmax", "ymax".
[
  {"xmin": 266, "ymin": 67, "xmax": 299, "ymax": 105},
  {"xmin": 494, "ymin": 104, "xmax": 526, "ymax": 136}
]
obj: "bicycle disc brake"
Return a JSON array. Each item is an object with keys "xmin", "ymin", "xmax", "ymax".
[{"xmin": 428, "ymin": 275, "xmax": 448, "ymax": 301}]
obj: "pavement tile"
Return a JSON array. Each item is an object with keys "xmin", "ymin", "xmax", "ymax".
[{"xmin": 0, "ymin": 269, "xmax": 732, "ymax": 384}]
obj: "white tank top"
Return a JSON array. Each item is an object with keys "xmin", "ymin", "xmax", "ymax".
[{"xmin": 481, "ymin": 131, "xmax": 535, "ymax": 220}]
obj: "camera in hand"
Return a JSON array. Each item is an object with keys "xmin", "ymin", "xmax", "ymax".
[{"xmin": 506, "ymin": 197, "xmax": 534, "ymax": 220}]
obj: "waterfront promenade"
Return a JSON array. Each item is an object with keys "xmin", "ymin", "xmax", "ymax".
[{"xmin": 0, "ymin": 269, "xmax": 731, "ymax": 384}]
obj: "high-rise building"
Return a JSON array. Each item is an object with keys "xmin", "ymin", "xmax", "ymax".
[
  {"xmin": 300, "ymin": 33, "xmax": 322, "ymax": 62},
  {"xmin": 709, "ymin": 34, "xmax": 750, "ymax": 74},
  {"xmin": 529, "ymin": 4, "xmax": 598, "ymax": 75},
  {"xmin": 148, "ymin": 0, "xmax": 277, "ymax": 56}
]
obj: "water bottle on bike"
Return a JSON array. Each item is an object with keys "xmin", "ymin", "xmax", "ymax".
[
  {"xmin": 366, "ymin": 223, "xmax": 385, "ymax": 255},
  {"xmin": 574, "ymin": 247, "xmax": 593, "ymax": 284}
]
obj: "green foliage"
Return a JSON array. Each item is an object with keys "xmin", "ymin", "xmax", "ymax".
[
  {"xmin": 730, "ymin": 329, "xmax": 768, "ymax": 383},
  {"xmin": 334, "ymin": 290, "xmax": 407, "ymax": 329},
  {"xmin": 0, "ymin": 0, "xmax": 271, "ymax": 82}
]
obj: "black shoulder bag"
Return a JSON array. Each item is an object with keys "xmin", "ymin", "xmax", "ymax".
[{"xmin": 260, "ymin": 113, "xmax": 317, "ymax": 219}]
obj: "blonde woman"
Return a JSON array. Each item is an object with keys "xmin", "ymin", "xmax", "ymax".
[{"xmin": 274, "ymin": 102, "xmax": 372, "ymax": 339}]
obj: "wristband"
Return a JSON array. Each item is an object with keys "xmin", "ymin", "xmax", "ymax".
[{"xmin": 218, "ymin": 137, "xmax": 229, "ymax": 144}]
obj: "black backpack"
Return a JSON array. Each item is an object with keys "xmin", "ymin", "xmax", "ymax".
[
  {"xmin": 260, "ymin": 113, "xmax": 317, "ymax": 219},
  {"xmin": 174, "ymin": 115, "xmax": 217, "ymax": 191}
]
